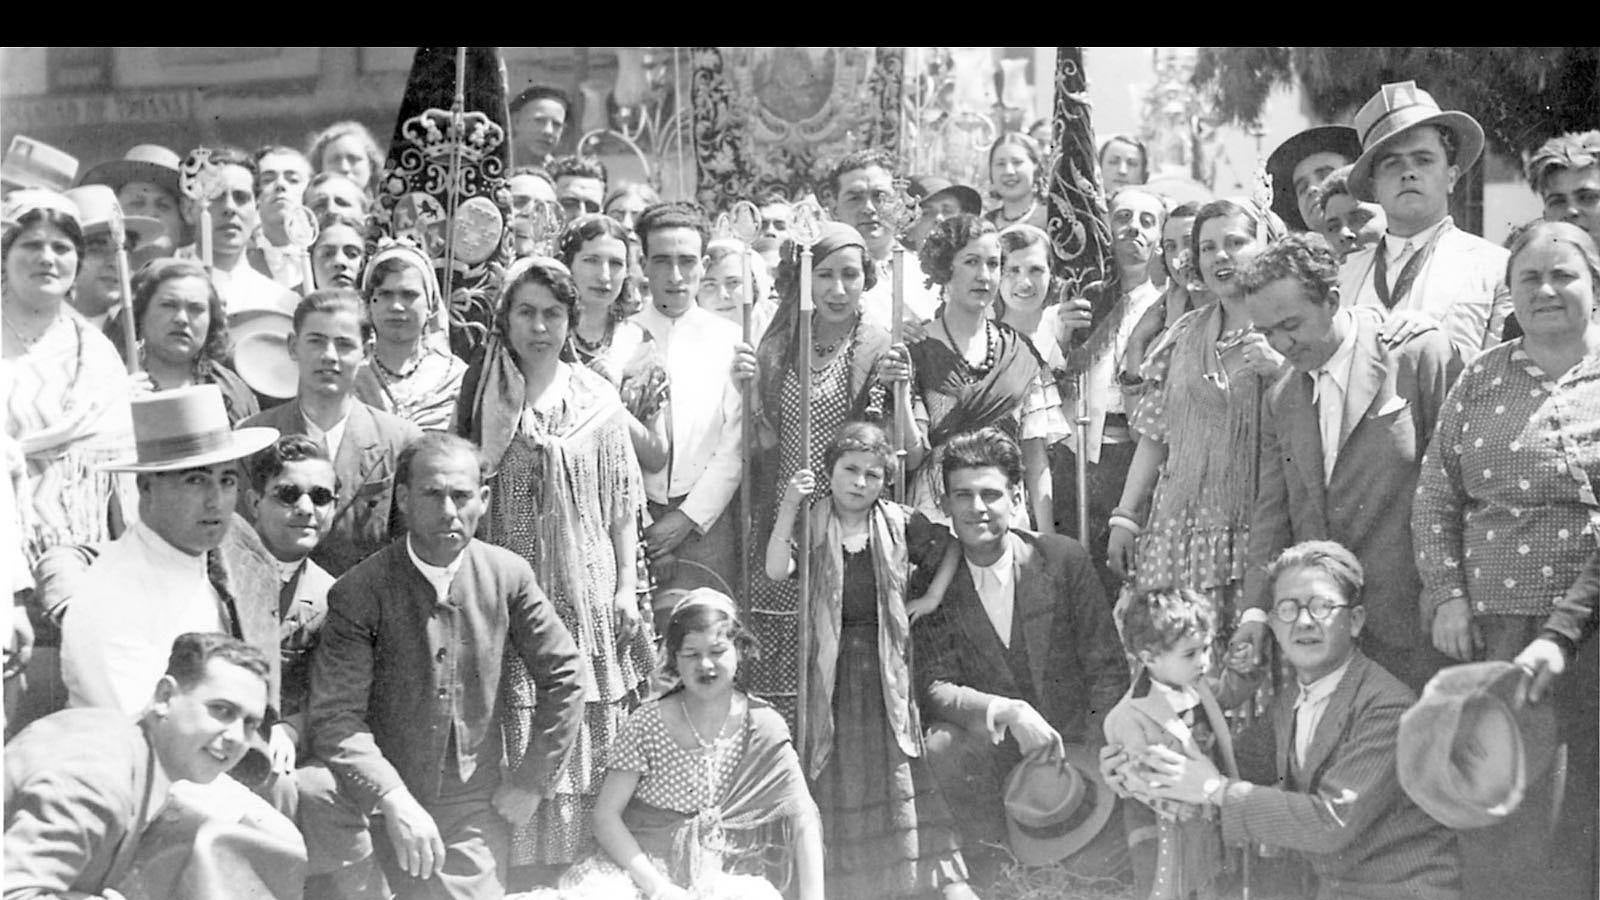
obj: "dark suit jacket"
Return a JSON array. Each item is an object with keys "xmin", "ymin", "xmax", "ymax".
[
  {"xmin": 239, "ymin": 399, "xmax": 423, "ymax": 577},
  {"xmin": 913, "ymin": 530, "xmax": 1127, "ymax": 744},
  {"xmin": 1219, "ymin": 651, "xmax": 1459, "ymax": 899},
  {"xmin": 4, "ymin": 708, "xmax": 156, "ymax": 899},
  {"xmin": 307, "ymin": 539, "xmax": 584, "ymax": 810},
  {"xmin": 1246, "ymin": 309, "xmax": 1458, "ymax": 649}
]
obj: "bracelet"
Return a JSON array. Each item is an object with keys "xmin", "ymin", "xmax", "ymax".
[
  {"xmin": 1110, "ymin": 506, "xmax": 1144, "ymax": 526},
  {"xmin": 1108, "ymin": 515, "xmax": 1141, "ymax": 536}
]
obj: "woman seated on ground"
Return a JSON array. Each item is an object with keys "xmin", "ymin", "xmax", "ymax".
[{"xmin": 562, "ymin": 588, "xmax": 824, "ymax": 900}]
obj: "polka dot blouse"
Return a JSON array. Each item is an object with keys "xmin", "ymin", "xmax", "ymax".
[{"xmin": 1414, "ymin": 342, "xmax": 1600, "ymax": 617}]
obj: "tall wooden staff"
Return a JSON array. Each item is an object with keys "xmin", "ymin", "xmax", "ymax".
[
  {"xmin": 106, "ymin": 203, "xmax": 139, "ymax": 373},
  {"xmin": 791, "ymin": 199, "xmax": 824, "ymax": 762},
  {"xmin": 879, "ymin": 188, "xmax": 918, "ymax": 502},
  {"xmin": 440, "ymin": 47, "xmax": 467, "ymax": 300},
  {"xmin": 1042, "ymin": 48, "xmax": 1113, "ymax": 544},
  {"xmin": 727, "ymin": 202, "xmax": 761, "ymax": 608}
]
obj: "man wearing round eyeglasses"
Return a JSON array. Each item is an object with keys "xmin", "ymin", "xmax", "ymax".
[
  {"xmin": 1126, "ymin": 541, "xmax": 1460, "ymax": 899},
  {"xmin": 548, "ymin": 155, "xmax": 607, "ymax": 224},
  {"xmin": 247, "ymin": 435, "xmax": 339, "ymax": 811}
]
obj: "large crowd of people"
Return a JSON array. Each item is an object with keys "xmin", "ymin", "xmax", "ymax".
[{"xmin": 3, "ymin": 75, "xmax": 1598, "ymax": 900}]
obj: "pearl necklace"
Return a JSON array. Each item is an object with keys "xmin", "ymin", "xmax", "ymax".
[
  {"xmin": 996, "ymin": 197, "xmax": 1038, "ymax": 225},
  {"xmin": 680, "ymin": 695, "xmax": 735, "ymax": 751},
  {"xmin": 372, "ymin": 348, "xmax": 426, "ymax": 382}
]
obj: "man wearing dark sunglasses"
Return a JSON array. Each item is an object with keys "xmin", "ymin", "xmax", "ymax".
[
  {"xmin": 549, "ymin": 155, "xmax": 607, "ymax": 224},
  {"xmin": 247, "ymin": 435, "xmax": 340, "ymax": 811}
]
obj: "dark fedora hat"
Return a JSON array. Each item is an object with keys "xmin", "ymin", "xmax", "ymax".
[{"xmin": 1266, "ymin": 126, "xmax": 1362, "ymax": 231}]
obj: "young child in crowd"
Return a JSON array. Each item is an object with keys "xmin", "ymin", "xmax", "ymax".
[
  {"xmin": 765, "ymin": 421, "xmax": 975, "ymax": 899},
  {"xmin": 1104, "ymin": 587, "xmax": 1260, "ymax": 900}
]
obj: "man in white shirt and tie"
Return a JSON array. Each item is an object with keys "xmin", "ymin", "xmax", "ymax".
[
  {"xmin": 913, "ymin": 427, "xmax": 1126, "ymax": 864},
  {"xmin": 1239, "ymin": 232, "xmax": 1458, "ymax": 691},
  {"xmin": 1337, "ymin": 81, "xmax": 1511, "ymax": 363},
  {"xmin": 629, "ymin": 202, "xmax": 745, "ymax": 592}
]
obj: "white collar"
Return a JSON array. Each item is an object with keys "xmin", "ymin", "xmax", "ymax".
[
  {"xmin": 1313, "ymin": 309, "xmax": 1359, "ymax": 382},
  {"xmin": 275, "ymin": 557, "xmax": 304, "ymax": 584},
  {"xmin": 964, "ymin": 541, "xmax": 1014, "ymax": 582},
  {"xmin": 1147, "ymin": 676, "xmax": 1200, "ymax": 715},
  {"xmin": 132, "ymin": 520, "xmax": 210, "ymax": 570},
  {"xmin": 406, "ymin": 534, "xmax": 464, "ymax": 589},
  {"xmin": 1295, "ymin": 654, "xmax": 1353, "ymax": 708},
  {"xmin": 1384, "ymin": 216, "xmax": 1450, "ymax": 259}
]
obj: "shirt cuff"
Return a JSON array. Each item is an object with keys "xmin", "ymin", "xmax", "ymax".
[
  {"xmin": 1237, "ymin": 607, "xmax": 1270, "ymax": 627},
  {"xmin": 984, "ymin": 697, "xmax": 1008, "ymax": 744}
]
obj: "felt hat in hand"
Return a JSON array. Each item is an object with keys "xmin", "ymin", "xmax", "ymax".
[
  {"xmin": 1397, "ymin": 660, "xmax": 1559, "ymax": 829},
  {"xmin": 1004, "ymin": 745, "xmax": 1118, "ymax": 866}
]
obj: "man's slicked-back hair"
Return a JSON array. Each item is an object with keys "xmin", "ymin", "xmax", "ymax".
[
  {"xmin": 1527, "ymin": 130, "xmax": 1600, "ymax": 195},
  {"xmin": 249, "ymin": 434, "xmax": 333, "ymax": 494},
  {"xmin": 548, "ymin": 155, "xmax": 608, "ymax": 191},
  {"xmin": 1237, "ymin": 231, "xmax": 1341, "ymax": 305},
  {"xmin": 940, "ymin": 426, "xmax": 1024, "ymax": 491},
  {"xmin": 633, "ymin": 201, "xmax": 710, "ymax": 258},
  {"xmin": 510, "ymin": 85, "xmax": 571, "ymax": 117},
  {"xmin": 165, "ymin": 632, "xmax": 271, "ymax": 690},
  {"xmin": 396, "ymin": 432, "xmax": 491, "ymax": 489},
  {"xmin": 292, "ymin": 287, "xmax": 365, "ymax": 332}
]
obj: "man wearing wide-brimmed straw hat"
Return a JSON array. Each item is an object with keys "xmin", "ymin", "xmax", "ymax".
[
  {"xmin": 1337, "ymin": 81, "xmax": 1512, "ymax": 362},
  {"xmin": 56, "ymin": 385, "xmax": 285, "ymax": 759}
]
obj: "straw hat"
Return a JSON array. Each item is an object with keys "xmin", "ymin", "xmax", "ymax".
[
  {"xmin": 63, "ymin": 185, "xmax": 164, "ymax": 249},
  {"xmin": 1347, "ymin": 81, "xmax": 1485, "ymax": 204},
  {"xmin": 229, "ymin": 310, "xmax": 299, "ymax": 401},
  {"xmin": 1, "ymin": 136, "xmax": 79, "ymax": 193},
  {"xmin": 104, "ymin": 385, "xmax": 278, "ymax": 472}
]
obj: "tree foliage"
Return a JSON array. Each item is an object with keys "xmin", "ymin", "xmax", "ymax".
[{"xmin": 1193, "ymin": 47, "xmax": 1600, "ymax": 157}]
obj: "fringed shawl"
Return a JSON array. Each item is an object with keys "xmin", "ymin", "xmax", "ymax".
[
  {"xmin": 623, "ymin": 695, "xmax": 817, "ymax": 892},
  {"xmin": 800, "ymin": 500, "xmax": 920, "ymax": 779},
  {"xmin": 910, "ymin": 322, "xmax": 1048, "ymax": 449},
  {"xmin": 1141, "ymin": 302, "xmax": 1263, "ymax": 522}
]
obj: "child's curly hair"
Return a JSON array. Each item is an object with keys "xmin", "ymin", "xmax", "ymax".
[
  {"xmin": 916, "ymin": 213, "xmax": 999, "ymax": 290},
  {"xmin": 1117, "ymin": 587, "xmax": 1218, "ymax": 659}
]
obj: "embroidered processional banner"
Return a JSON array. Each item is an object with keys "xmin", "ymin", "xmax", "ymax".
[{"xmin": 691, "ymin": 47, "xmax": 904, "ymax": 213}]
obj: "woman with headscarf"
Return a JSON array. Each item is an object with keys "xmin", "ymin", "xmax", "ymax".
[
  {"xmin": 457, "ymin": 256, "xmax": 655, "ymax": 870},
  {"xmin": 3, "ymin": 190, "xmax": 136, "ymax": 568},
  {"xmin": 351, "ymin": 240, "xmax": 464, "ymax": 432},
  {"xmin": 730, "ymin": 222, "xmax": 900, "ymax": 724},
  {"xmin": 1106, "ymin": 199, "xmax": 1286, "ymax": 615}
]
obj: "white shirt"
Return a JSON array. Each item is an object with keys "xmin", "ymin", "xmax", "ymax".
[
  {"xmin": 861, "ymin": 250, "xmax": 941, "ymax": 334},
  {"xmin": 61, "ymin": 522, "xmax": 227, "ymax": 716},
  {"xmin": 407, "ymin": 535, "xmax": 463, "ymax": 606},
  {"xmin": 179, "ymin": 245, "xmax": 299, "ymax": 323},
  {"xmin": 965, "ymin": 544, "xmax": 1016, "ymax": 647},
  {"xmin": 1293, "ymin": 656, "xmax": 1353, "ymax": 768},
  {"xmin": 303, "ymin": 412, "xmax": 350, "ymax": 463},
  {"xmin": 1309, "ymin": 309, "xmax": 1358, "ymax": 482},
  {"xmin": 1382, "ymin": 217, "xmax": 1450, "ymax": 291},
  {"xmin": 631, "ymin": 304, "xmax": 744, "ymax": 530}
]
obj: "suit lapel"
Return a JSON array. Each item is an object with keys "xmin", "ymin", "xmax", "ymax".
[
  {"xmin": 1336, "ymin": 316, "xmax": 1393, "ymax": 460},
  {"xmin": 1300, "ymin": 654, "xmax": 1365, "ymax": 780},
  {"xmin": 949, "ymin": 560, "xmax": 1018, "ymax": 694},
  {"xmin": 1013, "ymin": 534, "xmax": 1054, "ymax": 698}
]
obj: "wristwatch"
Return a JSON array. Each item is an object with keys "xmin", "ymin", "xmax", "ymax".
[{"xmin": 1203, "ymin": 776, "xmax": 1230, "ymax": 807}]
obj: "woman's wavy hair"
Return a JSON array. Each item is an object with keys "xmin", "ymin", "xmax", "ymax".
[
  {"xmin": 1190, "ymin": 198, "xmax": 1285, "ymax": 263},
  {"xmin": 2, "ymin": 207, "xmax": 85, "ymax": 265},
  {"xmin": 131, "ymin": 257, "xmax": 229, "ymax": 363},
  {"xmin": 307, "ymin": 121, "xmax": 384, "ymax": 191},
  {"xmin": 987, "ymin": 132, "xmax": 1046, "ymax": 202},
  {"xmin": 555, "ymin": 213, "xmax": 639, "ymax": 318},
  {"xmin": 918, "ymin": 213, "xmax": 999, "ymax": 289},
  {"xmin": 1503, "ymin": 218, "xmax": 1600, "ymax": 289},
  {"xmin": 495, "ymin": 258, "xmax": 581, "ymax": 345}
]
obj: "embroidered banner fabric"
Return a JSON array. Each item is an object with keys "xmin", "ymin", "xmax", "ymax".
[
  {"xmin": 691, "ymin": 47, "xmax": 904, "ymax": 213},
  {"xmin": 1043, "ymin": 46, "xmax": 1111, "ymax": 299}
]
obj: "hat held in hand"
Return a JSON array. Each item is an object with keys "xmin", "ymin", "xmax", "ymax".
[
  {"xmin": 1003, "ymin": 746, "xmax": 1117, "ymax": 865},
  {"xmin": 1397, "ymin": 661, "xmax": 1558, "ymax": 830}
]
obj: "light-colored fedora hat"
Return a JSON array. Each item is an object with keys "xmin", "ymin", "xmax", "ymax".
[
  {"xmin": 1347, "ymin": 81, "xmax": 1485, "ymax": 204},
  {"xmin": 229, "ymin": 310, "xmax": 298, "ymax": 400},
  {"xmin": 1397, "ymin": 661, "xmax": 1559, "ymax": 830},
  {"xmin": 104, "ymin": 384, "xmax": 278, "ymax": 473},
  {"xmin": 1003, "ymin": 746, "xmax": 1118, "ymax": 866},
  {"xmin": 1, "ymin": 136, "xmax": 79, "ymax": 194},
  {"xmin": 63, "ymin": 185, "xmax": 165, "ymax": 249}
]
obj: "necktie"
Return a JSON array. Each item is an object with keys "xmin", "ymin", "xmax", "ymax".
[{"xmin": 1310, "ymin": 370, "xmax": 1341, "ymax": 482}]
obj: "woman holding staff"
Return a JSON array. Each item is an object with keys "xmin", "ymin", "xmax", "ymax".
[{"xmin": 732, "ymin": 219, "xmax": 903, "ymax": 727}]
